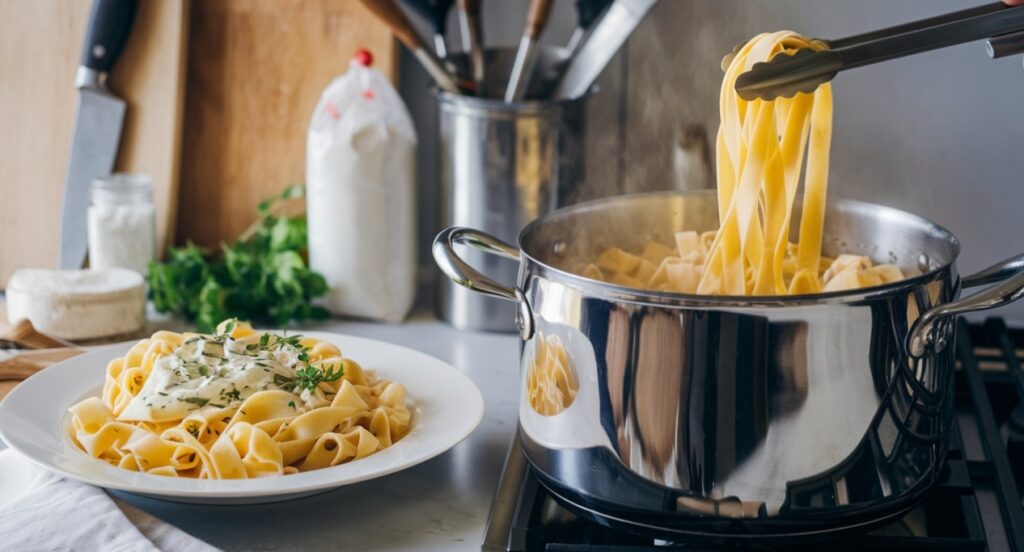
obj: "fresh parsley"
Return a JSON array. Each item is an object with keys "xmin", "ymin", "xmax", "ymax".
[
  {"xmin": 179, "ymin": 397, "xmax": 210, "ymax": 407},
  {"xmin": 221, "ymin": 318, "xmax": 238, "ymax": 336},
  {"xmin": 148, "ymin": 185, "xmax": 329, "ymax": 333},
  {"xmin": 274, "ymin": 363, "xmax": 343, "ymax": 393}
]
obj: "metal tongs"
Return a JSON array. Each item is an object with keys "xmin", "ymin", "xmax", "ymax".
[{"xmin": 735, "ymin": 2, "xmax": 1024, "ymax": 101}]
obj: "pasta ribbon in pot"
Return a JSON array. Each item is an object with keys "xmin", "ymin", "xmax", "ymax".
[
  {"xmin": 580, "ymin": 32, "xmax": 904, "ymax": 295},
  {"xmin": 583, "ymin": 234, "xmax": 904, "ymax": 295},
  {"xmin": 526, "ymin": 333, "xmax": 578, "ymax": 416},
  {"xmin": 67, "ymin": 320, "xmax": 411, "ymax": 479}
]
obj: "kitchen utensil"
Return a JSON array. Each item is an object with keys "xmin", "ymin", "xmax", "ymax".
[
  {"xmin": 59, "ymin": 0, "xmax": 138, "ymax": 270},
  {"xmin": 987, "ymin": 29, "xmax": 1024, "ymax": 58},
  {"xmin": 0, "ymin": 331, "xmax": 484, "ymax": 504},
  {"xmin": 435, "ymin": 51, "xmax": 589, "ymax": 331},
  {"xmin": 399, "ymin": 0, "xmax": 455, "ymax": 59},
  {"xmin": 358, "ymin": 0, "xmax": 460, "ymax": 93},
  {"xmin": 434, "ymin": 190, "xmax": 1024, "ymax": 536},
  {"xmin": 565, "ymin": 0, "xmax": 614, "ymax": 55},
  {"xmin": 504, "ymin": 0, "xmax": 555, "ymax": 103},
  {"xmin": 735, "ymin": 2, "xmax": 1024, "ymax": 101},
  {"xmin": 0, "ymin": 349, "xmax": 82, "ymax": 381},
  {"xmin": 457, "ymin": 0, "xmax": 485, "ymax": 92},
  {"xmin": 552, "ymin": 0, "xmax": 658, "ymax": 100},
  {"xmin": 0, "ymin": 320, "xmax": 82, "ymax": 402},
  {"xmin": 0, "ymin": 319, "xmax": 77, "ymax": 350},
  {"xmin": 450, "ymin": 46, "xmax": 570, "ymax": 99}
]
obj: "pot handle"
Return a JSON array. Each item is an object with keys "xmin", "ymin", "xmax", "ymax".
[
  {"xmin": 432, "ymin": 227, "xmax": 534, "ymax": 339},
  {"xmin": 907, "ymin": 254, "xmax": 1024, "ymax": 358}
]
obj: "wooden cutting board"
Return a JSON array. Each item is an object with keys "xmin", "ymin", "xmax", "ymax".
[
  {"xmin": 176, "ymin": 0, "xmax": 397, "ymax": 247},
  {"xmin": 0, "ymin": 0, "xmax": 190, "ymax": 286}
]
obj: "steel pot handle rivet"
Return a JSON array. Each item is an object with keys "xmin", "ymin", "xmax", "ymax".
[
  {"xmin": 432, "ymin": 227, "xmax": 535, "ymax": 340},
  {"xmin": 908, "ymin": 253, "xmax": 1024, "ymax": 358}
]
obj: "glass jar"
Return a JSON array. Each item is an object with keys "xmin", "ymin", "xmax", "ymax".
[{"xmin": 87, "ymin": 173, "xmax": 156, "ymax": 275}]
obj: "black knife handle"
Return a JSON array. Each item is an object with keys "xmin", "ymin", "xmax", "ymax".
[
  {"xmin": 80, "ymin": 0, "xmax": 138, "ymax": 72},
  {"xmin": 576, "ymin": 0, "xmax": 613, "ymax": 29}
]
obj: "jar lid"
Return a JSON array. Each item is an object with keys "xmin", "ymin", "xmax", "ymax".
[{"xmin": 90, "ymin": 173, "xmax": 153, "ymax": 205}]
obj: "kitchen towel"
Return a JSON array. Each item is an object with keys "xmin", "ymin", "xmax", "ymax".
[{"xmin": 0, "ymin": 449, "xmax": 220, "ymax": 552}]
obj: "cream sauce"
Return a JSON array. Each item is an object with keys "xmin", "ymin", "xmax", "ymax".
[{"xmin": 119, "ymin": 336, "xmax": 329, "ymax": 422}]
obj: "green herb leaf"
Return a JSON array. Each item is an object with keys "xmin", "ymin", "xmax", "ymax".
[
  {"xmin": 179, "ymin": 397, "xmax": 210, "ymax": 407},
  {"xmin": 147, "ymin": 185, "xmax": 328, "ymax": 333}
]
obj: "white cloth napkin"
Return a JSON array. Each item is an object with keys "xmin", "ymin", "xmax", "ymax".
[{"xmin": 0, "ymin": 449, "xmax": 220, "ymax": 552}]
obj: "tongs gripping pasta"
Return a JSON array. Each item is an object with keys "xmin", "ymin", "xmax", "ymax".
[{"xmin": 734, "ymin": 2, "xmax": 1024, "ymax": 101}]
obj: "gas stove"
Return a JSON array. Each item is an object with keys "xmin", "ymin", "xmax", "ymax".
[{"xmin": 483, "ymin": 318, "xmax": 1024, "ymax": 551}]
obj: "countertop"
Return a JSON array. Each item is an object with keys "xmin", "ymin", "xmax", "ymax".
[{"xmin": 3, "ymin": 309, "xmax": 523, "ymax": 551}]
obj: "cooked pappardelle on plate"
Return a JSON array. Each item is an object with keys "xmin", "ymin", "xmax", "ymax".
[{"xmin": 67, "ymin": 320, "xmax": 411, "ymax": 479}]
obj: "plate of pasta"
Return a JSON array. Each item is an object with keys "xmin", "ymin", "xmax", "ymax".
[{"xmin": 0, "ymin": 320, "xmax": 484, "ymax": 504}]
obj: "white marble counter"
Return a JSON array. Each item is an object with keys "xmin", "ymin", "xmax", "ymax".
[{"xmin": 95, "ymin": 314, "xmax": 520, "ymax": 551}]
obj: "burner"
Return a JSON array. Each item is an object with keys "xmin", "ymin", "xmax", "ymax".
[{"xmin": 483, "ymin": 318, "xmax": 1024, "ymax": 551}]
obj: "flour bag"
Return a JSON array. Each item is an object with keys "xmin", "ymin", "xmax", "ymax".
[{"xmin": 307, "ymin": 50, "xmax": 417, "ymax": 322}]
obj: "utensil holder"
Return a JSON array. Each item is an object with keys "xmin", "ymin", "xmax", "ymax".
[{"xmin": 435, "ymin": 83, "xmax": 588, "ymax": 332}]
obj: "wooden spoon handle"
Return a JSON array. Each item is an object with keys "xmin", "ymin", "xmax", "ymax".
[
  {"xmin": 0, "ymin": 348, "xmax": 84, "ymax": 380},
  {"xmin": 525, "ymin": 0, "xmax": 555, "ymax": 39}
]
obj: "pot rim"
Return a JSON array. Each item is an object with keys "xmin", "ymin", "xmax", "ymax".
[{"xmin": 516, "ymin": 191, "xmax": 962, "ymax": 308}]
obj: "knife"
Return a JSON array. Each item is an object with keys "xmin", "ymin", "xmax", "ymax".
[
  {"xmin": 552, "ymin": 0, "xmax": 658, "ymax": 100},
  {"xmin": 565, "ymin": 0, "xmax": 614, "ymax": 56},
  {"xmin": 400, "ymin": 0, "xmax": 455, "ymax": 59},
  {"xmin": 457, "ymin": 0, "xmax": 485, "ymax": 92},
  {"xmin": 59, "ymin": 0, "xmax": 138, "ymax": 269},
  {"xmin": 504, "ymin": 0, "xmax": 555, "ymax": 103}
]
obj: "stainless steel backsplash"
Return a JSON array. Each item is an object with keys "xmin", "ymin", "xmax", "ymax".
[{"xmin": 402, "ymin": 0, "xmax": 1024, "ymax": 323}]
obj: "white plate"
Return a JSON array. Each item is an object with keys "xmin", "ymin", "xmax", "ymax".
[{"xmin": 0, "ymin": 332, "xmax": 484, "ymax": 504}]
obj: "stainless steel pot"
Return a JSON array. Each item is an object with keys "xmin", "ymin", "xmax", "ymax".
[{"xmin": 433, "ymin": 191, "xmax": 1024, "ymax": 538}]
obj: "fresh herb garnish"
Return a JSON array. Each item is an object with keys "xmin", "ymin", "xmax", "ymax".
[
  {"xmin": 221, "ymin": 318, "xmax": 238, "ymax": 335},
  {"xmin": 147, "ymin": 185, "xmax": 329, "ymax": 333},
  {"xmin": 273, "ymin": 363, "xmax": 343, "ymax": 393},
  {"xmin": 225, "ymin": 389, "xmax": 242, "ymax": 401},
  {"xmin": 179, "ymin": 397, "xmax": 210, "ymax": 407},
  {"xmin": 288, "ymin": 401, "xmax": 296, "ymax": 410}
]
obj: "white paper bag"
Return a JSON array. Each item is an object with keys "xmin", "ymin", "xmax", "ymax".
[{"xmin": 307, "ymin": 53, "xmax": 418, "ymax": 322}]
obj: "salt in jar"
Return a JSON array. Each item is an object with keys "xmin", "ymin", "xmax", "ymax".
[{"xmin": 87, "ymin": 173, "xmax": 156, "ymax": 275}]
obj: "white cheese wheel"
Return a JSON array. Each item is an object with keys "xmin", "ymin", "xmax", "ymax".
[{"xmin": 5, "ymin": 268, "xmax": 146, "ymax": 340}]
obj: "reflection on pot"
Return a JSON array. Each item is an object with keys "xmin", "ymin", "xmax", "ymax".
[{"xmin": 527, "ymin": 333, "xmax": 579, "ymax": 416}]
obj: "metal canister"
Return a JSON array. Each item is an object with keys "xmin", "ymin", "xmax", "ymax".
[{"xmin": 435, "ymin": 89, "xmax": 588, "ymax": 332}]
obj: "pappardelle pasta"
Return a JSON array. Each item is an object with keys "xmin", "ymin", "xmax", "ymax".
[
  {"xmin": 526, "ymin": 333, "xmax": 578, "ymax": 416},
  {"xmin": 581, "ymin": 32, "xmax": 904, "ymax": 295},
  {"xmin": 67, "ymin": 320, "xmax": 411, "ymax": 479},
  {"xmin": 583, "ymin": 235, "xmax": 904, "ymax": 295}
]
